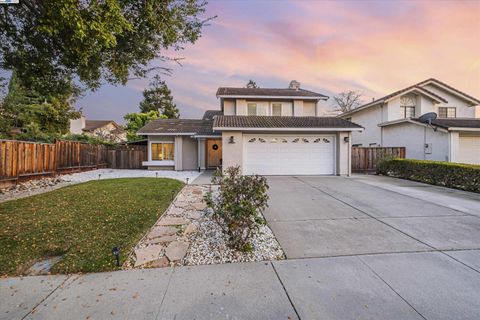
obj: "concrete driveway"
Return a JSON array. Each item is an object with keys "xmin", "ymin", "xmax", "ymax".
[{"xmin": 2, "ymin": 175, "xmax": 480, "ymax": 319}]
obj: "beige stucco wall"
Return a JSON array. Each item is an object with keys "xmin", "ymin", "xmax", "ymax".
[
  {"xmin": 336, "ymin": 131, "xmax": 352, "ymax": 176},
  {"xmin": 303, "ymin": 102, "xmax": 316, "ymax": 116},
  {"xmin": 293, "ymin": 100, "xmax": 304, "ymax": 116},
  {"xmin": 197, "ymin": 138, "xmax": 206, "ymax": 169},
  {"xmin": 182, "ymin": 136, "xmax": 198, "ymax": 170},
  {"xmin": 236, "ymin": 99, "xmax": 247, "ymax": 115},
  {"xmin": 221, "ymin": 131, "xmax": 244, "ymax": 173}
]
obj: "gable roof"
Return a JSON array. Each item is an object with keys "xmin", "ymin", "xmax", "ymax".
[
  {"xmin": 202, "ymin": 110, "xmax": 223, "ymax": 120},
  {"xmin": 378, "ymin": 118, "xmax": 480, "ymax": 131},
  {"xmin": 137, "ymin": 119, "xmax": 220, "ymax": 136},
  {"xmin": 213, "ymin": 116, "xmax": 362, "ymax": 131},
  {"xmin": 83, "ymin": 120, "xmax": 119, "ymax": 132},
  {"xmin": 216, "ymin": 87, "xmax": 328, "ymax": 100},
  {"xmin": 340, "ymin": 78, "xmax": 480, "ymax": 117}
]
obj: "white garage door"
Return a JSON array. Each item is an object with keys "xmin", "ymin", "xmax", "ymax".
[
  {"xmin": 244, "ymin": 135, "xmax": 336, "ymax": 175},
  {"xmin": 458, "ymin": 135, "xmax": 480, "ymax": 165}
]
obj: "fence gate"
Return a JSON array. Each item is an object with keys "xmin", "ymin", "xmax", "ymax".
[{"xmin": 352, "ymin": 147, "xmax": 406, "ymax": 173}]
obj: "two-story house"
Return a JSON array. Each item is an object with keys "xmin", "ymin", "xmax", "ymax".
[
  {"xmin": 340, "ymin": 79, "xmax": 480, "ymax": 164},
  {"xmin": 138, "ymin": 81, "xmax": 363, "ymax": 175}
]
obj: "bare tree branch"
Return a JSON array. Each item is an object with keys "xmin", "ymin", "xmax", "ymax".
[{"xmin": 332, "ymin": 90, "xmax": 364, "ymax": 113}]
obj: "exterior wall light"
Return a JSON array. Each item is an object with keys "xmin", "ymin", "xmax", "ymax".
[
  {"xmin": 228, "ymin": 136, "xmax": 235, "ymax": 144},
  {"xmin": 344, "ymin": 136, "xmax": 350, "ymax": 143},
  {"xmin": 112, "ymin": 246, "xmax": 120, "ymax": 266}
]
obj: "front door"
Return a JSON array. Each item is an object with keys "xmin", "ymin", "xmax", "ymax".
[{"xmin": 207, "ymin": 139, "xmax": 222, "ymax": 168}]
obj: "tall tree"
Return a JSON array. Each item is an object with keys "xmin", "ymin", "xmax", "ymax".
[
  {"xmin": 246, "ymin": 80, "xmax": 259, "ymax": 88},
  {"xmin": 124, "ymin": 110, "xmax": 164, "ymax": 141},
  {"xmin": 332, "ymin": 90, "xmax": 364, "ymax": 113},
  {"xmin": 0, "ymin": 1, "xmax": 210, "ymax": 96},
  {"xmin": 139, "ymin": 75, "xmax": 179, "ymax": 118}
]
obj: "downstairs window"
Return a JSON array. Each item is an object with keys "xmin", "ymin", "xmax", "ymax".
[{"xmin": 151, "ymin": 143, "xmax": 174, "ymax": 161}]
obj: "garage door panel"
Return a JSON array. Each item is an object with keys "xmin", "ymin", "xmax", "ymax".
[
  {"xmin": 244, "ymin": 135, "xmax": 335, "ymax": 175},
  {"xmin": 459, "ymin": 136, "xmax": 480, "ymax": 165}
]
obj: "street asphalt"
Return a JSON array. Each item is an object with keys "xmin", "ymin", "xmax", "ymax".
[{"xmin": 1, "ymin": 175, "xmax": 480, "ymax": 319}]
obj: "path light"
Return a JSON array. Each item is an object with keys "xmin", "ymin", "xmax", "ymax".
[
  {"xmin": 171, "ymin": 190, "xmax": 176, "ymax": 201},
  {"xmin": 98, "ymin": 174, "xmax": 101, "ymax": 180},
  {"xmin": 156, "ymin": 172, "xmax": 158, "ymax": 178},
  {"xmin": 112, "ymin": 247, "xmax": 120, "ymax": 267},
  {"xmin": 186, "ymin": 178, "xmax": 190, "ymax": 185}
]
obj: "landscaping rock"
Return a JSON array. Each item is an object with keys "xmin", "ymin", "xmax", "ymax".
[
  {"xmin": 184, "ymin": 223, "xmax": 197, "ymax": 236},
  {"xmin": 165, "ymin": 241, "xmax": 189, "ymax": 262},
  {"xmin": 147, "ymin": 226, "xmax": 177, "ymax": 239},
  {"xmin": 146, "ymin": 235, "xmax": 177, "ymax": 245},
  {"xmin": 134, "ymin": 245, "xmax": 164, "ymax": 267},
  {"xmin": 145, "ymin": 257, "xmax": 170, "ymax": 268},
  {"xmin": 192, "ymin": 202, "xmax": 207, "ymax": 211},
  {"xmin": 157, "ymin": 217, "xmax": 190, "ymax": 226}
]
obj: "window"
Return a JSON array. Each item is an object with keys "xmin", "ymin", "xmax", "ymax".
[
  {"xmin": 438, "ymin": 107, "xmax": 456, "ymax": 118},
  {"xmin": 151, "ymin": 143, "xmax": 174, "ymax": 161},
  {"xmin": 247, "ymin": 103, "xmax": 257, "ymax": 116},
  {"xmin": 272, "ymin": 103, "xmax": 282, "ymax": 116},
  {"xmin": 403, "ymin": 106, "xmax": 415, "ymax": 118}
]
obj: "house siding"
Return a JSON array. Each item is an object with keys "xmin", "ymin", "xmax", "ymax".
[
  {"xmin": 350, "ymin": 105, "xmax": 383, "ymax": 146},
  {"xmin": 182, "ymin": 136, "xmax": 198, "ymax": 170}
]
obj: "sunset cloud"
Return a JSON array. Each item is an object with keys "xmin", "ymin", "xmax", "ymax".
[{"xmin": 79, "ymin": 0, "xmax": 480, "ymax": 122}]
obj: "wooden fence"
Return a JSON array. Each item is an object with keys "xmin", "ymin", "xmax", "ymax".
[
  {"xmin": 352, "ymin": 147, "xmax": 406, "ymax": 173},
  {"xmin": 0, "ymin": 140, "xmax": 146, "ymax": 188},
  {"xmin": 107, "ymin": 145, "xmax": 147, "ymax": 169}
]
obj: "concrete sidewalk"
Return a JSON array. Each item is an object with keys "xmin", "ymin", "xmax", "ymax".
[{"xmin": 2, "ymin": 250, "xmax": 480, "ymax": 320}]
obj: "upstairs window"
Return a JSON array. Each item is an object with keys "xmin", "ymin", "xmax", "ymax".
[
  {"xmin": 400, "ymin": 95, "xmax": 416, "ymax": 118},
  {"xmin": 438, "ymin": 107, "xmax": 456, "ymax": 118},
  {"xmin": 247, "ymin": 103, "xmax": 257, "ymax": 116},
  {"xmin": 272, "ymin": 103, "xmax": 282, "ymax": 116},
  {"xmin": 403, "ymin": 106, "xmax": 415, "ymax": 118}
]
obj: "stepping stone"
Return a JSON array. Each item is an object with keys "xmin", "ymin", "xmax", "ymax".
[
  {"xmin": 146, "ymin": 235, "xmax": 177, "ymax": 245},
  {"xmin": 157, "ymin": 217, "xmax": 190, "ymax": 226},
  {"xmin": 165, "ymin": 241, "xmax": 189, "ymax": 262},
  {"xmin": 145, "ymin": 257, "xmax": 169, "ymax": 268},
  {"xmin": 167, "ymin": 206, "xmax": 184, "ymax": 216},
  {"xmin": 192, "ymin": 202, "xmax": 207, "ymax": 211},
  {"xmin": 186, "ymin": 211, "xmax": 202, "ymax": 220},
  {"xmin": 192, "ymin": 188, "xmax": 203, "ymax": 195},
  {"xmin": 147, "ymin": 226, "xmax": 177, "ymax": 239},
  {"xmin": 134, "ymin": 245, "xmax": 163, "ymax": 267},
  {"xmin": 27, "ymin": 256, "xmax": 63, "ymax": 275},
  {"xmin": 174, "ymin": 201, "xmax": 190, "ymax": 209},
  {"xmin": 184, "ymin": 223, "xmax": 197, "ymax": 236}
]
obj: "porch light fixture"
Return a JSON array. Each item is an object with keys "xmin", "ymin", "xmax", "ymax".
[
  {"xmin": 112, "ymin": 247, "xmax": 120, "ymax": 267},
  {"xmin": 228, "ymin": 136, "xmax": 235, "ymax": 144},
  {"xmin": 344, "ymin": 137, "xmax": 349, "ymax": 143}
]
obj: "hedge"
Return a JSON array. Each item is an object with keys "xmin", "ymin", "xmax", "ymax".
[{"xmin": 377, "ymin": 158, "xmax": 480, "ymax": 193}]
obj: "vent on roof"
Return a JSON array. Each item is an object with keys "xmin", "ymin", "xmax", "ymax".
[{"xmin": 289, "ymin": 80, "xmax": 301, "ymax": 90}]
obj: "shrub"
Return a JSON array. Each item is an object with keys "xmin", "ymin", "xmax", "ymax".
[
  {"xmin": 204, "ymin": 166, "xmax": 269, "ymax": 252},
  {"xmin": 377, "ymin": 158, "xmax": 480, "ymax": 193}
]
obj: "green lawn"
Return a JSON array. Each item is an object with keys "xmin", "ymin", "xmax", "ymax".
[{"xmin": 0, "ymin": 178, "xmax": 183, "ymax": 276}]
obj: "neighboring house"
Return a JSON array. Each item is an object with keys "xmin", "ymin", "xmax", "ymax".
[
  {"xmin": 340, "ymin": 79, "xmax": 480, "ymax": 164},
  {"xmin": 138, "ymin": 81, "xmax": 363, "ymax": 175},
  {"xmin": 69, "ymin": 116, "xmax": 126, "ymax": 143}
]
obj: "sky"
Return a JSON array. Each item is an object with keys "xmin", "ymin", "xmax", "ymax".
[{"xmin": 77, "ymin": 0, "xmax": 480, "ymax": 124}]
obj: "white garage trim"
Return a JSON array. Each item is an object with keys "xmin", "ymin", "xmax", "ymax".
[{"xmin": 243, "ymin": 134, "xmax": 336, "ymax": 175}]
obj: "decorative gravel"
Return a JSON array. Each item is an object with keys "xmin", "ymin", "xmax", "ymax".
[
  {"xmin": 127, "ymin": 184, "xmax": 285, "ymax": 269},
  {"xmin": 0, "ymin": 169, "xmax": 201, "ymax": 203}
]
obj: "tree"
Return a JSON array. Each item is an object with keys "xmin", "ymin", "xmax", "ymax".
[
  {"xmin": 124, "ymin": 110, "xmax": 165, "ymax": 141},
  {"xmin": 246, "ymin": 80, "xmax": 259, "ymax": 88},
  {"xmin": 139, "ymin": 75, "xmax": 179, "ymax": 118},
  {"xmin": 0, "ymin": 71, "xmax": 80, "ymax": 141},
  {"xmin": 332, "ymin": 90, "xmax": 364, "ymax": 113},
  {"xmin": 0, "ymin": 1, "xmax": 210, "ymax": 97}
]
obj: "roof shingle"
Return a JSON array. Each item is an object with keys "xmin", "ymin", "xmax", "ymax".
[
  {"xmin": 137, "ymin": 119, "xmax": 220, "ymax": 136},
  {"xmin": 216, "ymin": 87, "xmax": 328, "ymax": 99},
  {"xmin": 213, "ymin": 116, "xmax": 362, "ymax": 129}
]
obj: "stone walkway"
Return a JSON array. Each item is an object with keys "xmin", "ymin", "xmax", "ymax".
[{"xmin": 128, "ymin": 185, "xmax": 209, "ymax": 268}]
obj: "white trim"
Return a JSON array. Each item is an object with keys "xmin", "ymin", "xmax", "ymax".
[
  {"xmin": 384, "ymin": 87, "xmax": 446, "ymax": 104},
  {"xmin": 213, "ymin": 127, "xmax": 363, "ymax": 132},
  {"xmin": 139, "ymin": 132, "xmax": 195, "ymax": 136},
  {"xmin": 142, "ymin": 160, "xmax": 174, "ymax": 166},
  {"xmin": 192, "ymin": 135, "xmax": 222, "ymax": 138},
  {"xmin": 420, "ymin": 80, "xmax": 480, "ymax": 106},
  {"xmin": 148, "ymin": 140, "xmax": 175, "ymax": 163},
  {"xmin": 448, "ymin": 127, "xmax": 480, "ymax": 132},
  {"xmin": 217, "ymin": 94, "xmax": 327, "ymax": 100}
]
